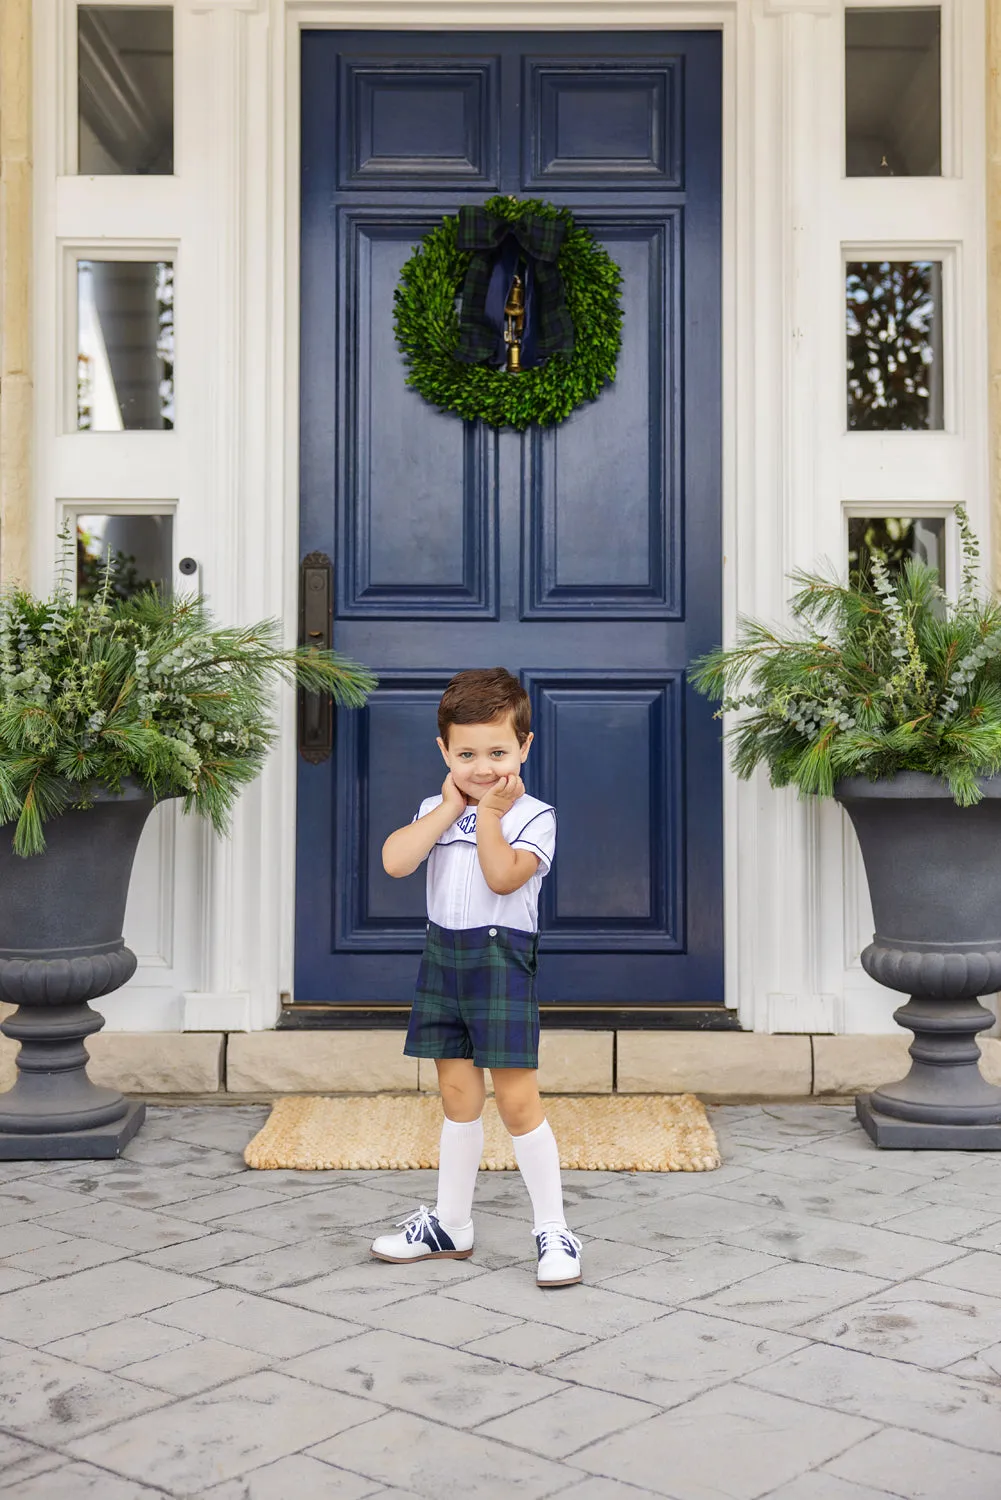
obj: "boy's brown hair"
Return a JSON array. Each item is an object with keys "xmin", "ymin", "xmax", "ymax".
[{"xmin": 438, "ymin": 667, "xmax": 531, "ymax": 746}]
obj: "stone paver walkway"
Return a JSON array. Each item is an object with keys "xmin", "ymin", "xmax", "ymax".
[{"xmin": 0, "ymin": 1103, "xmax": 1000, "ymax": 1498}]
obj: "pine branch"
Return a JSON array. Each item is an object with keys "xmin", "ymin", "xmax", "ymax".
[
  {"xmin": 691, "ymin": 510, "xmax": 1001, "ymax": 804},
  {"xmin": 0, "ymin": 586, "xmax": 377, "ymax": 854}
]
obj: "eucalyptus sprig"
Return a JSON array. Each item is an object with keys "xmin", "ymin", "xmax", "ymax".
[
  {"xmin": 0, "ymin": 568, "xmax": 376, "ymax": 855},
  {"xmin": 690, "ymin": 507, "xmax": 1001, "ymax": 806}
]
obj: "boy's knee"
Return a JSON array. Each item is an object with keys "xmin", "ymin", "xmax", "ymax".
[
  {"xmin": 492, "ymin": 1080, "xmax": 544, "ymax": 1136},
  {"xmin": 438, "ymin": 1068, "xmax": 486, "ymax": 1122},
  {"xmin": 505, "ymin": 1102, "xmax": 544, "ymax": 1130},
  {"xmin": 440, "ymin": 1079, "xmax": 478, "ymax": 1105}
]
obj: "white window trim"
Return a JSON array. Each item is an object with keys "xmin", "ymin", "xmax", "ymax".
[
  {"xmin": 820, "ymin": 0, "xmax": 993, "ymax": 1037},
  {"xmin": 58, "ymin": 496, "xmax": 181, "ymax": 590}
]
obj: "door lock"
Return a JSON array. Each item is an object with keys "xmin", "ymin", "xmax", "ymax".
[{"xmin": 298, "ymin": 551, "xmax": 333, "ymax": 764}]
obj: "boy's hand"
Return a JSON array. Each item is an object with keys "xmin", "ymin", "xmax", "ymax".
[
  {"xmin": 440, "ymin": 772, "xmax": 467, "ymax": 822},
  {"xmin": 476, "ymin": 774, "xmax": 524, "ymax": 819}
]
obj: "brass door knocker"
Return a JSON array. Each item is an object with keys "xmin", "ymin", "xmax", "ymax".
[{"xmin": 503, "ymin": 271, "xmax": 526, "ymax": 372}]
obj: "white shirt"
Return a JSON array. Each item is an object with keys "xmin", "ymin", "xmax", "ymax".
[{"xmin": 416, "ymin": 793, "xmax": 557, "ymax": 934}]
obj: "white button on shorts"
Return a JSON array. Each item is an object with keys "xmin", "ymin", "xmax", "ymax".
[{"xmin": 488, "ymin": 927, "xmax": 497, "ymax": 937}]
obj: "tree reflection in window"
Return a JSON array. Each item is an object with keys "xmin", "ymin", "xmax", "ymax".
[
  {"xmin": 156, "ymin": 262, "xmax": 174, "ymax": 427},
  {"xmin": 847, "ymin": 261, "xmax": 943, "ymax": 430},
  {"xmin": 847, "ymin": 515, "xmax": 945, "ymax": 594},
  {"xmin": 76, "ymin": 515, "xmax": 173, "ymax": 602}
]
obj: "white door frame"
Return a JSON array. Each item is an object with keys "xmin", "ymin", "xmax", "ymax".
[{"xmin": 33, "ymin": 0, "xmax": 989, "ymax": 1034}]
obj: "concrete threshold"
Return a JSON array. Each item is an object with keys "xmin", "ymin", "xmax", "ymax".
[{"xmin": 0, "ymin": 1029, "xmax": 996, "ymax": 1099}]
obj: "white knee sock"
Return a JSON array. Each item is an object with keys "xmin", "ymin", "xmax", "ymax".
[
  {"xmin": 434, "ymin": 1115, "xmax": 483, "ymax": 1230},
  {"xmin": 511, "ymin": 1118, "xmax": 567, "ymax": 1233}
]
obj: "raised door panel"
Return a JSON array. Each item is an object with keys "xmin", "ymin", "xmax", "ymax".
[
  {"xmin": 338, "ymin": 215, "xmax": 498, "ymax": 618},
  {"xmin": 526, "ymin": 673, "xmax": 685, "ymax": 951},
  {"xmin": 524, "ymin": 59, "xmax": 683, "ymax": 189},
  {"xmin": 338, "ymin": 58, "xmax": 500, "ymax": 188},
  {"xmin": 334, "ymin": 676, "xmax": 449, "ymax": 949},
  {"xmin": 523, "ymin": 217, "xmax": 680, "ymax": 617}
]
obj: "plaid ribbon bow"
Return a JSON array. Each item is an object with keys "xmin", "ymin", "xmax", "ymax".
[{"xmin": 455, "ymin": 206, "xmax": 574, "ymax": 367}]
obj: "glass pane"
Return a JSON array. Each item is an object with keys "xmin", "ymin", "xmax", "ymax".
[
  {"xmin": 846, "ymin": 260, "xmax": 943, "ymax": 431},
  {"xmin": 845, "ymin": 7, "xmax": 941, "ymax": 176},
  {"xmin": 77, "ymin": 260, "xmax": 174, "ymax": 431},
  {"xmin": 76, "ymin": 514, "xmax": 174, "ymax": 601},
  {"xmin": 847, "ymin": 515, "xmax": 946, "ymax": 589},
  {"xmin": 78, "ymin": 6, "xmax": 173, "ymax": 175}
]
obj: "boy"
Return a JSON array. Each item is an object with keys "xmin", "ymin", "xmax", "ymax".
[{"xmin": 371, "ymin": 667, "xmax": 581, "ymax": 1288}]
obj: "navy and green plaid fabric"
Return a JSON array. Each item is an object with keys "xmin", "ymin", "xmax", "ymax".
[
  {"xmin": 404, "ymin": 922, "xmax": 541, "ymax": 1070},
  {"xmin": 455, "ymin": 206, "xmax": 574, "ymax": 366}
]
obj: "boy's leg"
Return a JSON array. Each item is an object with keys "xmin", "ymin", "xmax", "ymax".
[
  {"xmin": 369, "ymin": 1056, "xmax": 482, "ymax": 1262},
  {"xmin": 491, "ymin": 1067, "xmax": 563, "ymax": 1225},
  {"xmin": 492, "ymin": 1068, "xmax": 581, "ymax": 1286},
  {"xmin": 436, "ymin": 1056, "xmax": 487, "ymax": 1123},
  {"xmin": 434, "ymin": 1058, "xmax": 486, "ymax": 1230},
  {"xmin": 374, "ymin": 917, "xmax": 482, "ymax": 1263}
]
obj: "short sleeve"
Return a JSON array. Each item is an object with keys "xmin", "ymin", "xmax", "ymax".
[
  {"xmin": 414, "ymin": 794, "xmax": 443, "ymax": 823},
  {"xmin": 510, "ymin": 808, "xmax": 557, "ymax": 876}
]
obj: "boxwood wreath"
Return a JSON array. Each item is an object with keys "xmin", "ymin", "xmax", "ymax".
[{"xmin": 393, "ymin": 195, "xmax": 623, "ymax": 430}]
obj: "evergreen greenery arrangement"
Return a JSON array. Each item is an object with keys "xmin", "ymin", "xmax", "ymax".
[
  {"xmin": 0, "ymin": 564, "xmax": 376, "ymax": 856},
  {"xmin": 691, "ymin": 506, "xmax": 1001, "ymax": 807},
  {"xmin": 393, "ymin": 195, "xmax": 623, "ymax": 430}
]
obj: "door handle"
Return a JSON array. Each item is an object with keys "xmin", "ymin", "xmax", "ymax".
[{"xmin": 298, "ymin": 551, "xmax": 333, "ymax": 764}]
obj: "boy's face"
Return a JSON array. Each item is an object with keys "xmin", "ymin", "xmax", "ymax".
[{"xmin": 437, "ymin": 713, "xmax": 533, "ymax": 805}]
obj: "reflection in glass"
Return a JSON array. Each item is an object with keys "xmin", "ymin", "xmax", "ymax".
[
  {"xmin": 77, "ymin": 261, "xmax": 174, "ymax": 431},
  {"xmin": 77, "ymin": 514, "xmax": 174, "ymax": 602},
  {"xmin": 848, "ymin": 515, "xmax": 946, "ymax": 591},
  {"xmin": 847, "ymin": 261, "xmax": 943, "ymax": 431},
  {"xmin": 845, "ymin": 7, "xmax": 941, "ymax": 176},
  {"xmin": 78, "ymin": 6, "xmax": 173, "ymax": 175}
]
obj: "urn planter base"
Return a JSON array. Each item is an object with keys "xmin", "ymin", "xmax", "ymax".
[
  {"xmin": 854, "ymin": 995, "xmax": 1001, "ymax": 1150},
  {"xmin": 0, "ymin": 994, "xmax": 146, "ymax": 1159},
  {"xmin": 0, "ymin": 1101, "xmax": 146, "ymax": 1160},
  {"xmin": 0, "ymin": 785, "xmax": 161, "ymax": 1160},
  {"xmin": 856, "ymin": 1094, "xmax": 1001, "ymax": 1149},
  {"xmin": 836, "ymin": 773, "xmax": 1001, "ymax": 1152}
]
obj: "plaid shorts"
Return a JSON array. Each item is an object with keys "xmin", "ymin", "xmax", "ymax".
[{"xmin": 404, "ymin": 921, "xmax": 540, "ymax": 1071}]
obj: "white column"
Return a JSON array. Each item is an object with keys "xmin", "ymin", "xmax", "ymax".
[
  {"xmin": 179, "ymin": 0, "xmax": 278, "ymax": 1031},
  {"xmin": 746, "ymin": 0, "xmax": 839, "ymax": 1032}
]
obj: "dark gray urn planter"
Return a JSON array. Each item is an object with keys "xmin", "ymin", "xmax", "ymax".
[
  {"xmin": 0, "ymin": 781, "xmax": 161, "ymax": 1159},
  {"xmin": 836, "ymin": 772, "xmax": 1001, "ymax": 1149}
]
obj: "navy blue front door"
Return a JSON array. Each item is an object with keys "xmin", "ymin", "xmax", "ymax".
[{"xmin": 296, "ymin": 31, "xmax": 723, "ymax": 1010}]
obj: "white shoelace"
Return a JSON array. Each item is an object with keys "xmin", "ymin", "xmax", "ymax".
[
  {"xmin": 537, "ymin": 1227, "xmax": 582, "ymax": 1258},
  {"xmin": 397, "ymin": 1204, "xmax": 443, "ymax": 1248}
]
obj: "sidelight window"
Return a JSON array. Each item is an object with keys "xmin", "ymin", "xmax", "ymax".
[
  {"xmin": 846, "ymin": 259, "xmax": 944, "ymax": 431},
  {"xmin": 845, "ymin": 6, "xmax": 941, "ymax": 176},
  {"xmin": 76, "ymin": 258, "xmax": 175, "ymax": 431},
  {"xmin": 75, "ymin": 512, "xmax": 174, "ymax": 601},
  {"xmin": 78, "ymin": 6, "xmax": 174, "ymax": 175},
  {"xmin": 847, "ymin": 514, "xmax": 946, "ymax": 589}
]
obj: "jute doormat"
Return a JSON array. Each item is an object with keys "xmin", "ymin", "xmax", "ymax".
[{"xmin": 244, "ymin": 1093, "xmax": 721, "ymax": 1172}]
